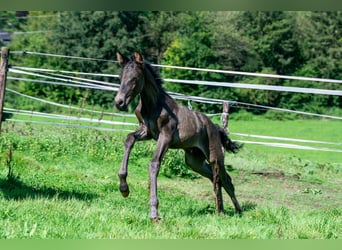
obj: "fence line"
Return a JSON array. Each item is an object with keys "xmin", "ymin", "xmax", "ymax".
[
  {"xmin": 5, "ymin": 88, "xmax": 135, "ymax": 117},
  {"xmin": 11, "ymin": 66, "xmax": 119, "ymax": 78},
  {"xmin": 8, "ymin": 65, "xmax": 342, "ymax": 119},
  {"xmin": 11, "ymin": 51, "xmax": 114, "ymax": 63},
  {"xmin": 4, "ymin": 50, "xmax": 342, "ymax": 154},
  {"xmin": 6, "ymin": 75, "xmax": 342, "ymax": 120},
  {"xmin": 4, "ymin": 106, "xmax": 341, "ymax": 146},
  {"xmin": 4, "ymin": 115, "xmax": 342, "ymax": 153},
  {"xmin": 11, "ymin": 66, "xmax": 120, "ymax": 88},
  {"xmin": 164, "ymin": 78, "xmax": 342, "ymax": 96},
  {"xmin": 8, "ymin": 68, "xmax": 118, "ymax": 91},
  {"xmin": 231, "ymin": 133, "xmax": 341, "ymax": 146},
  {"xmin": 8, "ymin": 76, "xmax": 117, "ymax": 91},
  {"xmin": 155, "ymin": 65, "xmax": 342, "ymax": 84},
  {"xmin": 46, "ymin": 72, "xmax": 119, "ymax": 88},
  {"xmin": 170, "ymin": 92, "xmax": 342, "ymax": 120},
  {"xmin": 8, "ymin": 66, "xmax": 342, "ymax": 119},
  {"xmin": 6, "ymin": 88, "xmax": 221, "ymax": 118},
  {"xmin": 7, "ymin": 78, "xmax": 342, "ymax": 120},
  {"xmin": 11, "ymin": 50, "xmax": 342, "ymax": 84},
  {"xmin": 10, "ymin": 65, "xmax": 342, "ymax": 96},
  {"xmin": 5, "ymin": 119, "xmax": 133, "ymax": 133},
  {"xmin": 3, "ymin": 108, "xmax": 138, "ymax": 127},
  {"xmin": 238, "ymin": 140, "xmax": 342, "ymax": 153},
  {"xmin": 228, "ymin": 101, "xmax": 342, "ymax": 120}
]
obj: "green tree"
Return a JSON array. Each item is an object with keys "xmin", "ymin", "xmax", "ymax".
[
  {"xmin": 280, "ymin": 11, "xmax": 342, "ymax": 113},
  {"xmin": 209, "ymin": 11, "xmax": 261, "ymax": 77},
  {"xmin": 295, "ymin": 11, "xmax": 342, "ymax": 79},
  {"xmin": 161, "ymin": 12, "xmax": 227, "ymax": 112},
  {"xmin": 138, "ymin": 11, "xmax": 181, "ymax": 63},
  {"xmin": 8, "ymin": 11, "xmax": 342, "ymax": 116},
  {"xmin": 11, "ymin": 11, "xmax": 144, "ymax": 108},
  {"xmin": 0, "ymin": 11, "xmax": 27, "ymax": 46},
  {"xmin": 235, "ymin": 11, "xmax": 304, "ymax": 75}
]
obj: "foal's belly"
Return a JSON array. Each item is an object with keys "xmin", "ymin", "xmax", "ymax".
[{"xmin": 172, "ymin": 109, "xmax": 210, "ymax": 149}]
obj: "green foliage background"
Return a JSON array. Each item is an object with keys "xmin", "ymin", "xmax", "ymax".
[{"xmin": 2, "ymin": 11, "xmax": 342, "ymax": 115}]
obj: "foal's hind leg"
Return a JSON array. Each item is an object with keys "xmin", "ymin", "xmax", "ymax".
[
  {"xmin": 212, "ymin": 160, "xmax": 225, "ymax": 214},
  {"xmin": 218, "ymin": 162, "xmax": 242, "ymax": 214},
  {"xmin": 208, "ymin": 130, "xmax": 242, "ymax": 214},
  {"xmin": 185, "ymin": 149, "xmax": 224, "ymax": 213},
  {"xmin": 185, "ymin": 149, "xmax": 212, "ymax": 179}
]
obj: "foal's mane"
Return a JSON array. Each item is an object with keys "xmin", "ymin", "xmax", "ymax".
[
  {"xmin": 129, "ymin": 55, "xmax": 163, "ymax": 87},
  {"xmin": 144, "ymin": 62, "xmax": 164, "ymax": 87}
]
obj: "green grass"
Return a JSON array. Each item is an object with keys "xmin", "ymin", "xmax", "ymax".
[
  {"xmin": 0, "ymin": 118, "xmax": 341, "ymax": 239},
  {"xmin": 226, "ymin": 116, "xmax": 342, "ymax": 164}
]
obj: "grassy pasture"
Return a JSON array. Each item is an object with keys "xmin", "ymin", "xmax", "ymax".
[{"xmin": 0, "ymin": 116, "xmax": 341, "ymax": 239}]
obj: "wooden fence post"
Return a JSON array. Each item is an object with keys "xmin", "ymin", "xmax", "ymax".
[
  {"xmin": 0, "ymin": 47, "xmax": 10, "ymax": 134},
  {"xmin": 221, "ymin": 101, "xmax": 230, "ymax": 134}
]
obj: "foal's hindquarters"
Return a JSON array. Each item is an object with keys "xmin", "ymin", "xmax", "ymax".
[{"xmin": 177, "ymin": 110, "xmax": 242, "ymax": 215}]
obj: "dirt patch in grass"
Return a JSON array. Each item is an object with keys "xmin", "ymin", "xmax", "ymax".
[
  {"xmin": 235, "ymin": 169, "xmax": 342, "ymax": 211},
  {"xmin": 159, "ymin": 169, "xmax": 342, "ymax": 213}
]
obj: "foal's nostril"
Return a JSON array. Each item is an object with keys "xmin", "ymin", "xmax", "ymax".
[
  {"xmin": 117, "ymin": 99, "xmax": 124, "ymax": 107},
  {"xmin": 115, "ymin": 96, "xmax": 126, "ymax": 110}
]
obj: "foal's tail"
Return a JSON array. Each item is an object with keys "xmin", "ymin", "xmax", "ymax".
[{"xmin": 218, "ymin": 127, "xmax": 243, "ymax": 154}]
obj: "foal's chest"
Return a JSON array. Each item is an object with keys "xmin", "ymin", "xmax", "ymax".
[{"xmin": 143, "ymin": 117, "xmax": 160, "ymax": 140}]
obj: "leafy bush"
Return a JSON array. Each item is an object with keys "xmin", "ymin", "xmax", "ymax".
[
  {"xmin": 161, "ymin": 150, "xmax": 198, "ymax": 179},
  {"xmin": 264, "ymin": 110, "xmax": 297, "ymax": 120},
  {"xmin": 230, "ymin": 110, "xmax": 256, "ymax": 121}
]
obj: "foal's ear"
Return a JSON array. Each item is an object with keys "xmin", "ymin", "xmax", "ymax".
[
  {"xmin": 133, "ymin": 51, "xmax": 144, "ymax": 64},
  {"xmin": 116, "ymin": 52, "xmax": 129, "ymax": 67}
]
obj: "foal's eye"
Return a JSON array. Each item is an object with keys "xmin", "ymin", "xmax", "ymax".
[{"xmin": 132, "ymin": 77, "xmax": 138, "ymax": 83}]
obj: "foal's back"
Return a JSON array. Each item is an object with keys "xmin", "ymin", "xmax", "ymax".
[{"xmin": 169, "ymin": 102, "xmax": 221, "ymax": 158}]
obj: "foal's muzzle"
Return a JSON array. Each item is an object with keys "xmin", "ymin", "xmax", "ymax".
[{"xmin": 115, "ymin": 94, "xmax": 128, "ymax": 111}]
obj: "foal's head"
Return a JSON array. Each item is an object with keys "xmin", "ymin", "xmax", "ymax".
[{"xmin": 115, "ymin": 51, "xmax": 145, "ymax": 111}]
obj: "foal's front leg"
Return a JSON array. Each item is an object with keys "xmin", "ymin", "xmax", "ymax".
[
  {"xmin": 118, "ymin": 127, "xmax": 149, "ymax": 197},
  {"xmin": 149, "ymin": 135, "xmax": 170, "ymax": 221}
]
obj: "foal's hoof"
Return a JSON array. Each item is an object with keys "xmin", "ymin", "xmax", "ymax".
[
  {"xmin": 234, "ymin": 207, "xmax": 243, "ymax": 216},
  {"xmin": 235, "ymin": 205, "xmax": 243, "ymax": 214},
  {"xmin": 120, "ymin": 186, "xmax": 130, "ymax": 198},
  {"xmin": 150, "ymin": 216, "xmax": 161, "ymax": 223}
]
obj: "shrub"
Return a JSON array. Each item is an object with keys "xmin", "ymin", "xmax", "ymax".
[{"xmin": 161, "ymin": 150, "xmax": 198, "ymax": 179}]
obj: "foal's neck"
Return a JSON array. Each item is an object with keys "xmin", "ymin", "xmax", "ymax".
[{"xmin": 140, "ymin": 67, "xmax": 165, "ymax": 110}]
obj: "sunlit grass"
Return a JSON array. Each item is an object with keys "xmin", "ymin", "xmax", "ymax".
[{"xmin": 0, "ymin": 118, "xmax": 341, "ymax": 239}]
